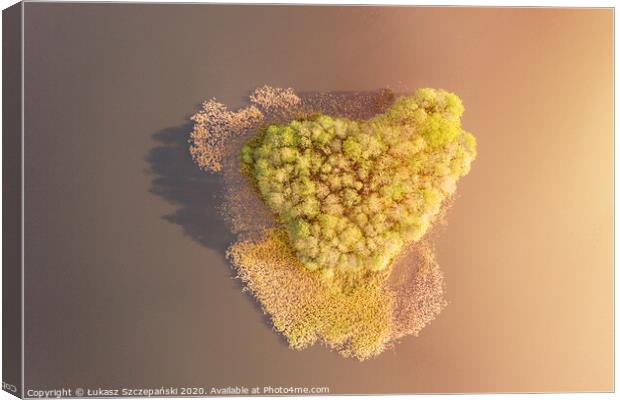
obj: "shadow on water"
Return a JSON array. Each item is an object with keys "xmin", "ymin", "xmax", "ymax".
[
  {"xmin": 146, "ymin": 123, "xmax": 235, "ymax": 254},
  {"xmin": 146, "ymin": 122, "xmax": 284, "ymax": 340}
]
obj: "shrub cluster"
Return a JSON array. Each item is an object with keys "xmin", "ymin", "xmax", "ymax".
[{"xmin": 241, "ymin": 88, "xmax": 477, "ymax": 273}]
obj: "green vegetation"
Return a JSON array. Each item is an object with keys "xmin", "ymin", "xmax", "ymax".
[{"xmin": 241, "ymin": 88, "xmax": 477, "ymax": 274}]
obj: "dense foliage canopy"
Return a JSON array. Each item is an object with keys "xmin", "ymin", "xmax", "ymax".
[{"xmin": 241, "ymin": 88, "xmax": 477, "ymax": 273}]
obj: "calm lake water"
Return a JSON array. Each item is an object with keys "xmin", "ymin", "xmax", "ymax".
[{"xmin": 23, "ymin": 4, "xmax": 612, "ymax": 393}]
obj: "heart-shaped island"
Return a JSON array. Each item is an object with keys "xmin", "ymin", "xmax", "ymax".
[{"xmin": 189, "ymin": 86, "xmax": 478, "ymax": 359}]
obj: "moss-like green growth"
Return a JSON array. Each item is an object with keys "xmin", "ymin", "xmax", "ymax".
[{"xmin": 241, "ymin": 88, "xmax": 477, "ymax": 273}]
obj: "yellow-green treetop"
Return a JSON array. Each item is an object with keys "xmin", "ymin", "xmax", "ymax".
[{"xmin": 241, "ymin": 88, "xmax": 477, "ymax": 274}]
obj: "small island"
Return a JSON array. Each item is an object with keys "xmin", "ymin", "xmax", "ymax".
[{"xmin": 189, "ymin": 86, "xmax": 477, "ymax": 360}]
